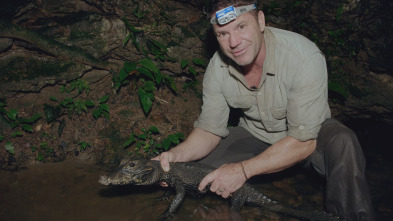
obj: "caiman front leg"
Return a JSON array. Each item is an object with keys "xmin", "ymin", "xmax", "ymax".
[{"xmin": 158, "ymin": 184, "xmax": 186, "ymax": 220}]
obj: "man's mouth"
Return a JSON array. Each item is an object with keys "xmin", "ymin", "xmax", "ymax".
[{"xmin": 232, "ymin": 47, "xmax": 246, "ymax": 57}]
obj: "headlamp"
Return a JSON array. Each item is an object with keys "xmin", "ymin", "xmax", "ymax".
[{"xmin": 210, "ymin": 4, "xmax": 257, "ymax": 25}]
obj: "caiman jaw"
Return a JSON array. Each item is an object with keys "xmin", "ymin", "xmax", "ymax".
[
  {"xmin": 98, "ymin": 166, "xmax": 154, "ymax": 185},
  {"xmin": 132, "ymin": 167, "xmax": 153, "ymax": 184}
]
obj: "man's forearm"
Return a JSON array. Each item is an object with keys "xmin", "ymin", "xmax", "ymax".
[
  {"xmin": 169, "ymin": 127, "xmax": 221, "ymax": 162},
  {"xmin": 242, "ymin": 136, "xmax": 316, "ymax": 178}
]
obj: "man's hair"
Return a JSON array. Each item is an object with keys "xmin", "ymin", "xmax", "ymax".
[{"xmin": 205, "ymin": 0, "xmax": 258, "ymax": 16}]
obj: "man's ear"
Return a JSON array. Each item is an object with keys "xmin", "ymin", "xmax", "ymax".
[{"xmin": 257, "ymin": 10, "xmax": 266, "ymax": 32}]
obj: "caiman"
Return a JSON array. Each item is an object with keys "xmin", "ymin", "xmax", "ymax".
[{"xmin": 99, "ymin": 159, "xmax": 338, "ymax": 220}]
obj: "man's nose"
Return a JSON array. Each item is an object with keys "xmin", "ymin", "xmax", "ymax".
[{"xmin": 229, "ymin": 32, "xmax": 241, "ymax": 48}]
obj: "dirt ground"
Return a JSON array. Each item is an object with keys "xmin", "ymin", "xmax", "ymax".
[{"xmin": 0, "ymin": 72, "xmax": 203, "ymax": 170}]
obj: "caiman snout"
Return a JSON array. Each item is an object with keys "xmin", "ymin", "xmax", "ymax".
[{"xmin": 98, "ymin": 175, "xmax": 110, "ymax": 185}]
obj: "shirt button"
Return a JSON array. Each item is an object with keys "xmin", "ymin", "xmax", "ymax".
[
  {"xmin": 299, "ymin": 126, "xmax": 305, "ymax": 129},
  {"xmin": 258, "ymin": 92, "xmax": 262, "ymax": 96},
  {"xmin": 261, "ymin": 111, "xmax": 265, "ymax": 115}
]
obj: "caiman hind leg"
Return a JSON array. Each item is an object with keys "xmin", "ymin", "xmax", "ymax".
[{"xmin": 158, "ymin": 185, "xmax": 186, "ymax": 220}]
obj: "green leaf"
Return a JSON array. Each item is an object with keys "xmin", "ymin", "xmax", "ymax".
[
  {"xmin": 165, "ymin": 76, "xmax": 177, "ymax": 93},
  {"xmin": 155, "ymin": 71, "xmax": 162, "ymax": 85},
  {"xmin": 11, "ymin": 131, "xmax": 23, "ymax": 138},
  {"xmin": 167, "ymin": 134, "xmax": 179, "ymax": 144},
  {"xmin": 148, "ymin": 38, "xmax": 168, "ymax": 52},
  {"xmin": 10, "ymin": 122, "xmax": 18, "ymax": 129},
  {"xmin": 192, "ymin": 58, "xmax": 206, "ymax": 67},
  {"xmin": 123, "ymin": 19, "xmax": 143, "ymax": 33},
  {"xmin": 181, "ymin": 59, "xmax": 189, "ymax": 69},
  {"xmin": 99, "ymin": 95, "xmax": 109, "ymax": 104},
  {"xmin": 139, "ymin": 59, "xmax": 159, "ymax": 74},
  {"xmin": 79, "ymin": 142, "xmax": 90, "ymax": 150},
  {"xmin": 50, "ymin": 96, "xmax": 58, "ymax": 102},
  {"xmin": 37, "ymin": 153, "xmax": 43, "ymax": 161},
  {"xmin": 328, "ymin": 81, "xmax": 349, "ymax": 99},
  {"xmin": 21, "ymin": 124, "xmax": 33, "ymax": 132},
  {"xmin": 336, "ymin": 4, "xmax": 344, "ymax": 22},
  {"xmin": 118, "ymin": 68, "xmax": 129, "ymax": 82},
  {"xmin": 138, "ymin": 135, "xmax": 147, "ymax": 142},
  {"xmin": 0, "ymin": 135, "xmax": 4, "ymax": 142},
  {"xmin": 131, "ymin": 34, "xmax": 140, "ymax": 51},
  {"xmin": 0, "ymin": 101, "xmax": 5, "ymax": 107},
  {"xmin": 21, "ymin": 114, "xmax": 41, "ymax": 123},
  {"xmin": 99, "ymin": 103, "xmax": 109, "ymax": 112},
  {"xmin": 5, "ymin": 142, "xmax": 14, "ymax": 154},
  {"xmin": 137, "ymin": 67, "xmax": 154, "ymax": 80},
  {"xmin": 175, "ymin": 132, "xmax": 185, "ymax": 140},
  {"xmin": 102, "ymin": 111, "xmax": 110, "ymax": 119},
  {"xmin": 189, "ymin": 66, "xmax": 197, "ymax": 76},
  {"xmin": 7, "ymin": 109, "xmax": 18, "ymax": 121},
  {"xmin": 148, "ymin": 126, "xmax": 159, "ymax": 133},
  {"xmin": 44, "ymin": 104, "xmax": 61, "ymax": 123},
  {"xmin": 124, "ymin": 134, "xmax": 136, "ymax": 147},
  {"xmin": 162, "ymin": 138, "xmax": 171, "ymax": 150},
  {"xmin": 124, "ymin": 61, "xmax": 137, "ymax": 73},
  {"xmin": 92, "ymin": 109, "xmax": 100, "ymax": 119},
  {"xmin": 85, "ymin": 100, "xmax": 95, "ymax": 107},
  {"xmin": 143, "ymin": 81, "xmax": 156, "ymax": 92},
  {"xmin": 123, "ymin": 33, "xmax": 133, "ymax": 46},
  {"xmin": 139, "ymin": 88, "xmax": 153, "ymax": 114}
]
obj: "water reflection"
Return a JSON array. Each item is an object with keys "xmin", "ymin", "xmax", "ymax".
[
  {"xmin": 0, "ymin": 159, "xmax": 304, "ymax": 220},
  {"xmin": 1, "ymin": 119, "xmax": 392, "ymax": 221}
]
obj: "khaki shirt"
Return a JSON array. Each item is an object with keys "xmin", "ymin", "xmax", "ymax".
[{"xmin": 194, "ymin": 27, "xmax": 331, "ymax": 144}]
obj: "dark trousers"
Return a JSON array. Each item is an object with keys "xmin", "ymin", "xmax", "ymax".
[{"xmin": 199, "ymin": 118, "xmax": 375, "ymax": 220}]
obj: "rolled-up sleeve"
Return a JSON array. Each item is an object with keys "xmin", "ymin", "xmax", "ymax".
[
  {"xmin": 194, "ymin": 56, "xmax": 230, "ymax": 137},
  {"xmin": 287, "ymin": 52, "xmax": 330, "ymax": 141}
]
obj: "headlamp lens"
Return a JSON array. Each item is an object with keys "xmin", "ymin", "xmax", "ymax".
[{"xmin": 210, "ymin": 4, "xmax": 257, "ymax": 25}]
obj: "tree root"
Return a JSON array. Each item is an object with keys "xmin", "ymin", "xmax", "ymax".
[{"xmin": 0, "ymin": 20, "xmax": 119, "ymax": 71}]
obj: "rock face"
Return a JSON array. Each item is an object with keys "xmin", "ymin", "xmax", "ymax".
[{"xmin": 0, "ymin": 0, "xmax": 392, "ymax": 168}]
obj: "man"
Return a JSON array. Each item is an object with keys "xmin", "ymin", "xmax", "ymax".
[{"xmin": 153, "ymin": 0, "xmax": 374, "ymax": 220}]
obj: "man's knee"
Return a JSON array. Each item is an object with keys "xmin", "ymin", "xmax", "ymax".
[
  {"xmin": 326, "ymin": 125, "xmax": 361, "ymax": 156},
  {"xmin": 312, "ymin": 120, "xmax": 365, "ymax": 175}
]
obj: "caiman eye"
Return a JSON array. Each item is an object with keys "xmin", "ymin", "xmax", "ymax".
[{"xmin": 129, "ymin": 162, "xmax": 135, "ymax": 167}]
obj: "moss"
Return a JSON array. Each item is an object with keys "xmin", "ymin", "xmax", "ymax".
[
  {"xmin": 0, "ymin": 57, "xmax": 76, "ymax": 82},
  {"xmin": 69, "ymin": 30, "xmax": 96, "ymax": 41},
  {"xmin": 118, "ymin": 109, "xmax": 135, "ymax": 118}
]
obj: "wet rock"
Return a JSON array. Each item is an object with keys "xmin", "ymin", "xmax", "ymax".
[{"xmin": 0, "ymin": 38, "xmax": 13, "ymax": 52}]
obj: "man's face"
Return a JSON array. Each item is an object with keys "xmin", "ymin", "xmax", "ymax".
[{"xmin": 212, "ymin": 11, "xmax": 265, "ymax": 66}]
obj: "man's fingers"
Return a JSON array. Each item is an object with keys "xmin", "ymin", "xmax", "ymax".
[
  {"xmin": 160, "ymin": 152, "xmax": 173, "ymax": 172},
  {"xmin": 198, "ymin": 171, "xmax": 216, "ymax": 192},
  {"xmin": 152, "ymin": 152, "xmax": 173, "ymax": 172},
  {"xmin": 221, "ymin": 191, "xmax": 231, "ymax": 198}
]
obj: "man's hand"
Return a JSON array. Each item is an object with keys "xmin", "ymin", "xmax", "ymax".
[
  {"xmin": 198, "ymin": 163, "xmax": 247, "ymax": 198},
  {"xmin": 152, "ymin": 151, "xmax": 176, "ymax": 188},
  {"xmin": 152, "ymin": 151, "xmax": 175, "ymax": 172}
]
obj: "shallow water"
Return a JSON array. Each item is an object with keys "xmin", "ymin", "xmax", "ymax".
[
  {"xmin": 0, "ymin": 119, "xmax": 392, "ymax": 221},
  {"xmin": 0, "ymin": 159, "xmax": 322, "ymax": 221}
]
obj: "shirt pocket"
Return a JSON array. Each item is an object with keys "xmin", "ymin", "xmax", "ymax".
[
  {"xmin": 270, "ymin": 107, "xmax": 286, "ymax": 120},
  {"xmin": 225, "ymin": 95, "xmax": 254, "ymax": 109},
  {"xmin": 262, "ymin": 106, "xmax": 287, "ymax": 132}
]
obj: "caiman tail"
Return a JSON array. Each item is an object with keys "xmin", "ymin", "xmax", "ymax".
[{"xmin": 240, "ymin": 184, "xmax": 338, "ymax": 221}]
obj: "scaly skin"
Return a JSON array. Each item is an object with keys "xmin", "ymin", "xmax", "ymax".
[{"xmin": 99, "ymin": 159, "xmax": 338, "ymax": 221}]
